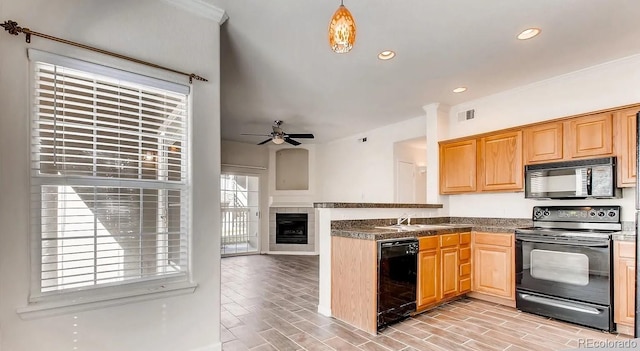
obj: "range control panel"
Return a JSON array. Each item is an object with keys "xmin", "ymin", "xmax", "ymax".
[{"xmin": 532, "ymin": 206, "xmax": 621, "ymax": 223}]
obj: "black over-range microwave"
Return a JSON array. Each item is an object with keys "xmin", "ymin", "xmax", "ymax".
[{"xmin": 524, "ymin": 157, "xmax": 620, "ymax": 199}]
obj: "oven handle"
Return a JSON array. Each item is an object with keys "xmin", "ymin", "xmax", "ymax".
[
  {"xmin": 516, "ymin": 237, "xmax": 609, "ymax": 248},
  {"xmin": 519, "ymin": 293, "xmax": 601, "ymax": 315}
]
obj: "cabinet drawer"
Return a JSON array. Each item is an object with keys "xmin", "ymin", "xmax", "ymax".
[
  {"xmin": 460, "ymin": 262, "xmax": 471, "ymax": 276},
  {"xmin": 460, "ymin": 233, "xmax": 471, "ymax": 244},
  {"xmin": 474, "ymin": 232, "xmax": 512, "ymax": 247},
  {"xmin": 440, "ymin": 233, "xmax": 460, "ymax": 247},
  {"xmin": 618, "ymin": 241, "xmax": 636, "ymax": 259},
  {"xmin": 460, "ymin": 247, "xmax": 471, "ymax": 261},
  {"xmin": 419, "ymin": 236, "xmax": 439, "ymax": 251},
  {"xmin": 460, "ymin": 277, "xmax": 471, "ymax": 292}
]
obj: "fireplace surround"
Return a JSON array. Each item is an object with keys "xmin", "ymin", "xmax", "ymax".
[{"xmin": 269, "ymin": 207, "xmax": 315, "ymax": 252}]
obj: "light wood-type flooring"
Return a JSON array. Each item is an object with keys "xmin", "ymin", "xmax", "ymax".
[{"xmin": 221, "ymin": 255, "xmax": 630, "ymax": 351}]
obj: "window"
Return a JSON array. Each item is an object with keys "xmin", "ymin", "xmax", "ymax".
[{"xmin": 29, "ymin": 50, "xmax": 190, "ymax": 300}]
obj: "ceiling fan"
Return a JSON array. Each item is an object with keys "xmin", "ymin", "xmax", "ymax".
[{"xmin": 241, "ymin": 120, "xmax": 315, "ymax": 146}]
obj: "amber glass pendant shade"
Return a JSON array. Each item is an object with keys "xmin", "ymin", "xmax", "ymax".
[{"xmin": 328, "ymin": 3, "xmax": 356, "ymax": 53}]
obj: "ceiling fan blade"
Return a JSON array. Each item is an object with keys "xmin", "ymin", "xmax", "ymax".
[
  {"xmin": 257, "ymin": 138, "xmax": 272, "ymax": 145},
  {"xmin": 284, "ymin": 138, "xmax": 301, "ymax": 146},
  {"xmin": 285, "ymin": 133, "xmax": 314, "ymax": 139},
  {"xmin": 241, "ymin": 133, "xmax": 271, "ymax": 136}
]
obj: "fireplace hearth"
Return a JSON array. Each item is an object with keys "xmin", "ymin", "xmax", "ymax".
[{"xmin": 276, "ymin": 213, "xmax": 308, "ymax": 244}]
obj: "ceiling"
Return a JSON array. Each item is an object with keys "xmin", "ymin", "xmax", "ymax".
[{"xmin": 212, "ymin": 0, "xmax": 640, "ymax": 144}]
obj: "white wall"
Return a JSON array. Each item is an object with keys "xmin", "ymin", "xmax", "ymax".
[
  {"xmin": 221, "ymin": 140, "xmax": 269, "ymax": 169},
  {"xmin": 0, "ymin": 1, "xmax": 224, "ymax": 350},
  {"xmin": 317, "ymin": 116, "xmax": 427, "ymax": 202},
  {"xmin": 445, "ymin": 54, "xmax": 640, "ymax": 221}
]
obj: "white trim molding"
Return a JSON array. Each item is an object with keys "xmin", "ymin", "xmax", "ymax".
[{"xmin": 162, "ymin": 0, "xmax": 229, "ymax": 24}]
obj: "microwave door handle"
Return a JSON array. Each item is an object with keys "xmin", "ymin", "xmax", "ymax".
[{"xmin": 586, "ymin": 168, "xmax": 592, "ymax": 196}]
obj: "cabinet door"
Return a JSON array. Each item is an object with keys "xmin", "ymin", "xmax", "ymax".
[
  {"xmin": 439, "ymin": 139, "xmax": 477, "ymax": 194},
  {"xmin": 417, "ymin": 249, "xmax": 439, "ymax": 308},
  {"xmin": 523, "ymin": 122, "xmax": 563, "ymax": 164},
  {"xmin": 616, "ymin": 108, "xmax": 638, "ymax": 187},
  {"xmin": 441, "ymin": 247, "xmax": 459, "ymax": 299},
  {"xmin": 565, "ymin": 113, "xmax": 613, "ymax": 159},
  {"xmin": 478, "ymin": 131, "xmax": 523, "ymax": 191},
  {"xmin": 614, "ymin": 241, "xmax": 636, "ymax": 327},
  {"xmin": 472, "ymin": 236, "xmax": 514, "ymax": 299}
]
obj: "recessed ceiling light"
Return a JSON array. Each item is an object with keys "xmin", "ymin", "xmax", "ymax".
[
  {"xmin": 452, "ymin": 87, "xmax": 467, "ymax": 93},
  {"xmin": 517, "ymin": 28, "xmax": 541, "ymax": 40},
  {"xmin": 378, "ymin": 50, "xmax": 396, "ymax": 60}
]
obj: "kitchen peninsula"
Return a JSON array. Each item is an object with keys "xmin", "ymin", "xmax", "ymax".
[{"xmin": 314, "ymin": 202, "xmax": 530, "ymax": 335}]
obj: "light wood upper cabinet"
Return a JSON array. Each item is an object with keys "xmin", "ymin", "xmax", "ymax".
[
  {"xmin": 614, "ymin": 241, "xmax": 635, "ymax": 329},
  {"xmin": 523, "ymin": 122, "xmax": 563, "ymax": 164},
  {"xmin": 478, "ymin": 131, "xmax": 523, "ymax": 191},
  {"xmin": 439, "ymin": 104, "xmax": 639, "ymax": 194},
  {"xmin": 439, "ymin": 139, "xmax": 477, "ymax": 194},
  {"xmin": 616, "ymin": 108, "xmax": 638, "ymax": 187},
  {"xmin": 565, "ymin": 112, "xmax": 613, "ymax": 159},
  {"xmin": 472, "ymin": 232, "xmax": 515, "ymax": 300}
]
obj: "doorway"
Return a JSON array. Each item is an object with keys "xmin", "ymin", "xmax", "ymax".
[
  {"xmin": 396, "ymin": 160, "xmax": 415, "ymax": 203},
  {"xmin": 393, "ymin": 136, "xmax": 427, "ymax": 203},
  {"xmin": 220, "ymin": 173, "xmax": 260, "ymax": 255}
]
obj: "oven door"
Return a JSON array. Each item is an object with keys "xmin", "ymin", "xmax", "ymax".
[{"xmin": 515, "ymin": 234, "xmax": 611, "ymax": 305}]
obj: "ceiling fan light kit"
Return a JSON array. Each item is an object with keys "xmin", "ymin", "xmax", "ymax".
[
  {"xmin": 328, "ymin": 0, "xmax": 356, "ymax": 54},
  {"xmin": 272, "ymin": 135, "xmax": 285, "ymax": 145}
]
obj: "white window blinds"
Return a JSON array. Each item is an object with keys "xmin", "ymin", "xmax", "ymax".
[{"xmin": 31, "ymin": 56, "xmax": 190, "ymax": 295}]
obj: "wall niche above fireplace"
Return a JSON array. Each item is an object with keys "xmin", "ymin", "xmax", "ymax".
[{"xmin": 275, "ymin": 148, "xmax": 309, "ymax": 190}]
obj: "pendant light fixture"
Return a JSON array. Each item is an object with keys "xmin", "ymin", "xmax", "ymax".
[{"xmin": 328, "ymin": 0, "xmax": 356, "ymax": 53}]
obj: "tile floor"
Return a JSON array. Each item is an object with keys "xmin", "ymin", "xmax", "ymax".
[{"xmin": 221, "ymin": 255, "xmax": 630, "ymax": 351}]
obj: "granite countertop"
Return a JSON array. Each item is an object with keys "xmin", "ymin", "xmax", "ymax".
[
  {"xmin": 331, "ymin": 224, "xmax": 474, "ymax": 241},
  {"xmin": 331, "ymin": 217, "xmax": 531, "ymax": 241},
  {"xmin": 314, "ymin": 202, "xmax": 443, "ymax": 209}
]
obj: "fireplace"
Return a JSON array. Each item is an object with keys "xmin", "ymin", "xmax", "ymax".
[{"xmin": 276, "ymin": 213, "xmax": 308, "ymax": 244}]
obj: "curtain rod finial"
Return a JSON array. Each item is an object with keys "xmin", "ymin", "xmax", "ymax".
[
  {"xmin": 1, "ymin": 20, "xmax": 22, "ymax": 36},
  {"xmin": 189, "ymin": 74, "xmax": 208, "ymax": 83}
]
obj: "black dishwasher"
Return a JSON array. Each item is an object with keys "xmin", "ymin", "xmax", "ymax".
[{"xmin": 377, "ymin": 238, "xmax": 419, "ymax": 330}]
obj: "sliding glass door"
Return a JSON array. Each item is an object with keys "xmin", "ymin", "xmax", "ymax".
[{"xmin": 220, "ymin": 173, "xmax": 260, "ymax": 255}]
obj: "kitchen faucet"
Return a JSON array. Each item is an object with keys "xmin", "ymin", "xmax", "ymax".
[{"xmin": 397, "ymin": 213, "xmax": 413, "ymax": 225}]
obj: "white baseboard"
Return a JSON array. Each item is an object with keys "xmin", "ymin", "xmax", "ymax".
[
  {"xmin": 190, "ymin": 342, "xmax": 221, "ymax": 351},
  {"xmin": 317, "ymin": 304, "xmax": 332, "ymax": 317}
]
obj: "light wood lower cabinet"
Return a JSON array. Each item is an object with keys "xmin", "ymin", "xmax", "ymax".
[
  {"xmin": 471, "ymin": 232, "xmax": 515, "ymax": 301},
  {"xmin": 417, "ymin": 232, "xmax": 470, "ymax": 311},
  {"xmin": 614, "ymin": 241, "xmax": 635, "ymax": 333},
  {"xmin": 417, "ymin": 236, "xmax": 439, "ymax": 307},
  {"xmin": 459, "ymin": 233, "xmax": 471, "ymax": 293},
  {"xmin": 441, "ymin": 247, "xmax": 459, "ymax": 299}
]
